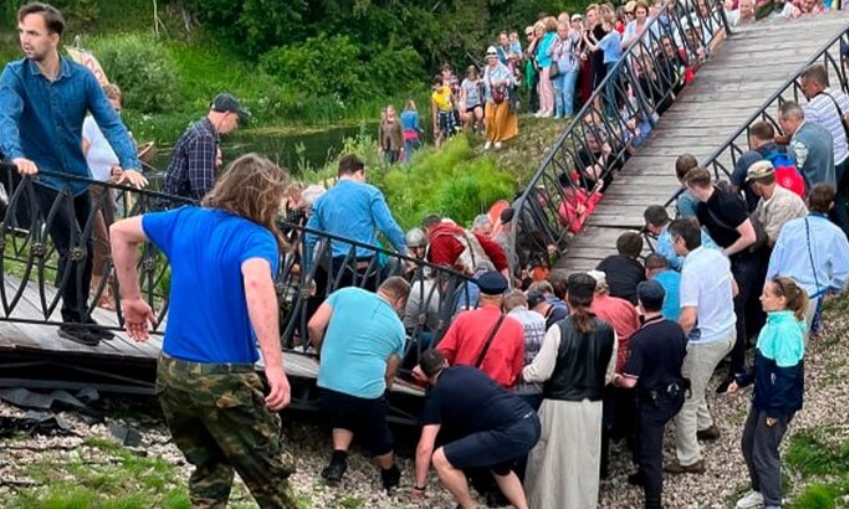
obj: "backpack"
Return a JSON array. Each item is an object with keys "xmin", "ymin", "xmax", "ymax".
[{"xmin": 764, "ymin": 151, "xmax": 806, "ymax": 198}]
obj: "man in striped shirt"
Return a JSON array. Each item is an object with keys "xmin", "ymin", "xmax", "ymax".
[{"xmin": 800, "ymin": 64, "xmax": 849, "ymax": 235}]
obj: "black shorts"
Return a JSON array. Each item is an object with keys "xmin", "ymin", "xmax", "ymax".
[
  {"xmin": 319, "ymin": 388, "xmax": 394, "ymax": 456},
  {"xmin": 465, "ymin": 104, "xmax": 482, "ymax": 114},
  {"xmin": 443, "ymin": 411, "xmax": 541, "ymax": 475}
]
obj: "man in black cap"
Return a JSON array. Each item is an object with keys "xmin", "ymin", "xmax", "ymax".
[
  {"xmin": 412, "ymin": 349, "xmax": 540, "ymax": 509},
  {"xmin": 430, "ymin": 271, "xmax": 525, "ymax": 389},
  {"xmin": 613, "ymin": 280, "xmax": 688, "ymax": 509},
  {"xmin": 164, "ymin": 92, "xmax": 250, "ymax": 200}
]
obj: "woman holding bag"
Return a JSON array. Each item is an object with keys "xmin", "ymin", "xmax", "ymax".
[
  {"xmin": 483, "ymin": 46, "xmax": 518, "ymax": 150},
  {"xmin": 551, "ymin": 21, "xmax": 580, "ymax": 119}
]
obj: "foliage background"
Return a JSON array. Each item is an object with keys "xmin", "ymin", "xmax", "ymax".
[{"xmin": 1, "ymin": 0, "xmax": 585, "ymax": 132}]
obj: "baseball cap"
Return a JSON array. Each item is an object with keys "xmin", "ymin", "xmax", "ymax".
[
  {"xmin": 586, "ymin": 270, "xmax": 606, "ymax": 288},
  {"xmin": 211, "ymin": 92, "xmax": 251, "ymax": 123},
  {"xmin": 745, "ymin": 160, "xmax": 775, "ymax": 182},
  {"xmin": 526, "ymin": 290, "xmax": 546, "ymax": 309},
  {"xmin": 476, "ymin": 271, "xmax": 509, "ymax": 295}
]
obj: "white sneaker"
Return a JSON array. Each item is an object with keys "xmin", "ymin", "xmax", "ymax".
[
  {"xmin": 736, "ymin": 490, "xmax": 764, "ymax": 509},
  {"xmin": 494, "ymin": 142, "xmax": 503, "ymax": 150},
  {"xmin": 484, "ymin": 141, "xmax": 493, "ymax": 150}
]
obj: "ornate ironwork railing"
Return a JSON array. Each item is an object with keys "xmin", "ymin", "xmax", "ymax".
[
  {"xmin": 0, "ymin": 163, "xmax": 472, "ymax": 368},
  {"xmin": 686, "ymin": 24, "xmax": 849, "ymax": 190},
  {"xmin": 509, "ymin": 0, "xmax": 730, "ymax": 275}
]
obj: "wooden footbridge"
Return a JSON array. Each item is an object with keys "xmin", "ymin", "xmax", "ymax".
[
  {"xmin": 512, "ymin": 11, "xmax": 849, "ymax": 273},
  {"xmin": 2, "ymin": 4, "xmax": 848, "ymax": 426}
]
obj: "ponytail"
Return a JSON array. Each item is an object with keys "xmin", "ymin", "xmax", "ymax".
[
  {"xmin": 772, "ymin": 277, "xmax": 809, "ymax": 322},
  {"xmin": 571, "ymin": 305, "xmax": 596, "ymax": 333}
]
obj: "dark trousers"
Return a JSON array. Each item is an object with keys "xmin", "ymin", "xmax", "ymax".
[
  {"xmin": 638, "ymin": 392, "xmax": 685, "ymax": 509},
  {"xmin": 34, "ymin": 184, "xmax": 93, "ymax": 323},
  {"xmin": 730, "ymin": 253, "xmax": 766, "ymax": 376},
  {"xmin": 831, "ymin": 158, "xmax": 849, "ymax": 238},
  {"xmin": 330, "ymin": 256, "xmax": 378, "ymax": 292},
  {"xmin": 741, "ymin": 408, "xmax": 792, "ymax": 507}
]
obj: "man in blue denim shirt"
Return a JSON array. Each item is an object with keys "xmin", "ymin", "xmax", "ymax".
[
  {"xmin": 0, "ymin": 3, "xmax": 143, "ymax": 346},
  {"xmin": 304, "ymin": 154, "xmax": 406, "ymax": 291}
]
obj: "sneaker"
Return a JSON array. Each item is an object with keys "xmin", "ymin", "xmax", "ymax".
[
  {"xmin": 484, "ymin": 141, "xmax": 493, "ymax": 150},
  {"xmin": 494, "ymin": 142, "xmax": 503, "ymax": 150},
  {"xmin": 697, "ymin": 425, "xmax": 721, "ymax": 441},
  {"xmin": 736, "ymin": 490, "xmax": 764, "ymax": 509},
  {"xmin": 381, "ymin": 465, "xmax": 401, "ymax": 491},
  {"xmin": 85, "ymin": 318, "xmax": 116, "ymax": 341},
  {"xmin": 321, "ymin": 460, "xmax": 347, "ymax": 485},
  {"xmin": 58, "ymin": 324, "xmax": 100, "ymax": 347},
  {"xmin": 663, "ymin": 459, "xmax": 705, "ymax": 475}
]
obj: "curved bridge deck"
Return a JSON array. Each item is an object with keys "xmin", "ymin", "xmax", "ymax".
[{"xmin": 561, "ymin": 15, "xmax": 849, "ymax": 272}]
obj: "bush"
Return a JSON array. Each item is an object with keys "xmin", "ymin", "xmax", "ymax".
[
  {"xmin": 381, "ymin": 137, "xmax": 516, "ymax": 229},
  {"xmin": 87, "ymin": 34, "xmax": 180, "ymax": 114},
  {"xmin": 260, "ymin": 34, "xmax": 363, "ymax": 100}
]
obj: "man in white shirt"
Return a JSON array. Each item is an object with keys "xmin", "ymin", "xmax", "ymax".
[{"xmin": 664, "ymin": 218, "xmax": 737, "ymax": 475}]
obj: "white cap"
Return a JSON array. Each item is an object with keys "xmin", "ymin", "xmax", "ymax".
[{"xmin": 587, "ymin": 270, "xmax": 607, "ymax": 287}]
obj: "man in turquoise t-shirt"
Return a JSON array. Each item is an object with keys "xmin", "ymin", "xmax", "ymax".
[
  {"xmin": 646, "ymin": 254, "xmax": 682, "ymax": 321},
  {"xmin": 308, "ymin": 278, "xmax": 410, "ymax": 490}
]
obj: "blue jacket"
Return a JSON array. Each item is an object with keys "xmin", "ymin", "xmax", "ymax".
[{"xmin": 736, "ymin": 310, "xmax": 805, "ymax": 418}]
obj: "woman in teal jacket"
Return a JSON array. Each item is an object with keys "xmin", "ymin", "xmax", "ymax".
[{"xmin": 729, "ymin": 277, "xmax": 807, "ymax": 509}]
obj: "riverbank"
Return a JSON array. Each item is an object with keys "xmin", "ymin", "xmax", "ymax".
[{"xmin": 1, "ymin": 295, "xmax": 847, "ymax": 509}]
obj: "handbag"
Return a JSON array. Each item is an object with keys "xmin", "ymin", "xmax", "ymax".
[
  {"xmin": 474, "ymin": 314, "xmax": 507, "ymax": 368},
  {"xmin": 549, "ymin": 61, "xmax": 561, "ymax": 79},
  {"xmin": 490, "ymin": 77, "xmax": 506, "ymax": 105}
]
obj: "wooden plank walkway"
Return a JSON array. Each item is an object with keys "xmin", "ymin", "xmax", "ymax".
[
  {"xmin": 0, "ymin": 276, "xmax": 424, "ymax": 397},
  {"xmin": 561, "ymin": 15, "xmax": 849, "ymax": 273}
]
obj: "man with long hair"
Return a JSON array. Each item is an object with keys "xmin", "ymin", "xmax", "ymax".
[{"xmin": 110, "ymin": 153, "xmax": 299, "ymax": 508}]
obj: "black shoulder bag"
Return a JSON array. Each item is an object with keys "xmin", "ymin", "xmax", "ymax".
[{"xmin": 474, "ymin": 314, "xmax": 507, "ymax": 368}]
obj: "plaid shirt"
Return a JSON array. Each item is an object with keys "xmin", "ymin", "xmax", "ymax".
[{"xmin": 163, "ymin": 118, "xmax": 218, "ymax": 200}]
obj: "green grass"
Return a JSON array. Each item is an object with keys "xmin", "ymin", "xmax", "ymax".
[
  {"xmin": 5, "ymin": 437, "xmax": 259, "ymax": 509},
  {"xmin": 785, "ymin": 430, "xmax": 849, "ymax": 509}
]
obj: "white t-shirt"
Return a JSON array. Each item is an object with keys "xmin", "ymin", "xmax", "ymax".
[
  {"xmin": 83, "ymin": 116, "xmax": 119, "ymax": 182},
  {"xmin": 680, "ymin": 246, "xmax": 736, "ymax": 343}
]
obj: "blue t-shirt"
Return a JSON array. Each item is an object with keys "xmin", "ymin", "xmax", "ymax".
[
  {"xmin": 598, "ymin": 31, "xmax": 623, "ymax": 64},
  {"xmin": 142, "ymin": 206, "xmax": 279, "ymax": 364},
  {"xmin": 652, "ymin": 270, "xmax": 682, "ymax": 321},
  {"xmin": 317, "ymin": 287, "xmax": 406, "ymax": 399}
]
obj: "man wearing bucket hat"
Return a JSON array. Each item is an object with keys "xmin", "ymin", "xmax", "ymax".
[{"xmin": 164, "ymin": 92, "xmax": 250, "ymax": 200}]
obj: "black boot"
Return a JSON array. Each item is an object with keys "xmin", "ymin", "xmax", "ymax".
[{"xmin": 380, "ymin": 464, "xmax": 401, "ymax": 491}]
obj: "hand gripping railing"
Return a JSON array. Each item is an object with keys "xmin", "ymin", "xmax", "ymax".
[
  {"xmin": 0, "ymin": 163, "xmax": 472, "ymax": 366},
  {"xmin": 508, "ymin": 0, "xmax": 730, "ymax": 276}
]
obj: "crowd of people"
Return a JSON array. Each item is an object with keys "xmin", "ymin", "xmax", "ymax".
[{"xmin": 4, "ymin": 2, "xmax": 849, "ymax": 509}]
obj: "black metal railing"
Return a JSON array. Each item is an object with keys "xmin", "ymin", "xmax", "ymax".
[
  {"xmin": 0, "ymin": 162, "xmax": 472, "ymax": 368},
  {"xmin": 691, "ymin": 25, "xmax": 849, "ymax": 188},
  {"xmin": 509, "ymin": 0, "xmax": 730, "ymax": 275}
]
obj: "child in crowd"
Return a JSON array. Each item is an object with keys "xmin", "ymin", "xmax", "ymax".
[
  {"xmin": 431, "ymin": 76, "xmax": 457, "ymax": 149},
  {"xmin": 509, "ymin": 31, "xmax": 523, "ymax": 60},
  {"xmin": 400, "ymin": 100, "xmax": 422, "ymax": 164},
  {"xmin": 378, "ymin": 105, "xmax": 403, "ymax": 165},
  {"xmin": 729, "ymin": 277, "xmax": 807, "ymax": 509}
]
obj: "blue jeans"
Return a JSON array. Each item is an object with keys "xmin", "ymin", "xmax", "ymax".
[
  {"xmin": 553, "ymin": 68, "xmax": 578, "ymax": 117},
  {"xmin": 403, "ymin": 138, "xmax": 420, "ymax": 163},
  {"xmin": 604, "ymin": 62, "xmax": 619, "ymax": 116}
]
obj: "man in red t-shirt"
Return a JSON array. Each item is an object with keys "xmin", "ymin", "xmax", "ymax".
[
  {"xmin": 434, "ymin": 272, "xmax": 525, "ymax": 388},
  {"xmin": 422, "ymin": 214, "xmax": 509, "ymax": 279}
]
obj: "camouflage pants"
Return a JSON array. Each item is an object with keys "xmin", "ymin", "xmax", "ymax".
[{"xmin": 156, "ymin": 354, "xmax": 298, "ymax": 509}]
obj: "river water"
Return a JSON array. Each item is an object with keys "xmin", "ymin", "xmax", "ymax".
[{"xmin": 149, "ymin": 124, "xmax": 366, "ymax": 177}]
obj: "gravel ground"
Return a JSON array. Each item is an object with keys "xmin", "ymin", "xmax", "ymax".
[{"xmin": 1, "ymin": 305, "xmax": 847, "ymax": 509}]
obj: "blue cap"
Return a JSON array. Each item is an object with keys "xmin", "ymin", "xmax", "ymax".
[
  {"xmin": 637, "ymin": 280, "xmax": 666, "ymax": 306},
  {"xmin": 476, "ymin": 271, "xmax": 508, "ymax": 295}
]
